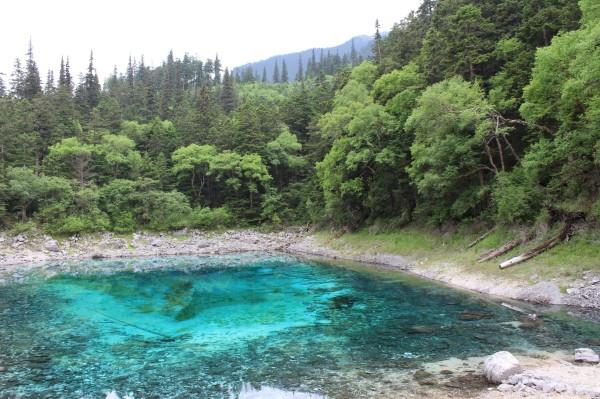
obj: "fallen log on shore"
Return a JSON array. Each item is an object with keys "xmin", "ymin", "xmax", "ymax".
[
  {"xmin": 478, "ymin": 233, "xmax": 533, "ymax": 263},
  {"xmin": 499, "ymin": 225, "xmax": 571, "ymax": 269},
  {"xmin": 466, "ymin": 228, "xmax": 496, "ymax": 249}
]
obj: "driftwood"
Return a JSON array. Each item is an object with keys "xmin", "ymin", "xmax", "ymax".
[
  {"xmin": 466, "ymin": 228, "xmax": 496, "ymax": 249},
  {"xmin": 501, "ymin": 302, "xmax": 527, "ymax": 314},
  {"xmin": 478, "ymin": 233, "xmax": 533, "ymax": 263},
  {"xmin": 499, "ymin": 225, "xmax": 571, "ymax": 269}
]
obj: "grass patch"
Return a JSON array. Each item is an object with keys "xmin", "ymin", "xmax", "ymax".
[{"xmin": 316, "ymin": 225, "xmax": 600, "ymax": 284}]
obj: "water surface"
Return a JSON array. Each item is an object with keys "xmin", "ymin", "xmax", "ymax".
[{"xmin": 0, "ymin": 254, "xmax": 598, "ymax": 398}]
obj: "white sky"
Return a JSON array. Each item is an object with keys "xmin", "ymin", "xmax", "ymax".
[{"xmin": 0, "ymin": 0, "xmax": 421, "ymax": 83}]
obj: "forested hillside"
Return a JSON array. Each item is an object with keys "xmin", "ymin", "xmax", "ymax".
[
  {"xmin": 233, "ymin": 35, "xmax": 372, "ymax": 83},
  {"xmin": 0, "ymin": 0, "xmax": 597, "ymax": 236}
]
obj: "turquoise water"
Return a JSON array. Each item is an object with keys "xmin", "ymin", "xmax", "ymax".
[{"xmin": 1, "ymin": 254, "xmax": 599, "ymax": 398}]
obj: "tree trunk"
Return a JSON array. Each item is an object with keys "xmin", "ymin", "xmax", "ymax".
[
  {"xmin": 466, "ymin": 228, "xmax": 495, "ymax": 249},
  {"xmin": 499, "ymin": 226, "xmax": 571, "ymax": 269},
  {"xmin": 478, "ymin": 237, "xmax": 526, "ymax": 262}
]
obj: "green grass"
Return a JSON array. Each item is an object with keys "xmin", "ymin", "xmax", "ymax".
[{"xmin": 315, "ymin": 226, "xmax": 600, "ymax": 286}]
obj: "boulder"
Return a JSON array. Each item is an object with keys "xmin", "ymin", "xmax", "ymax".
[
  {"xmin": 574, "ymin": 348, "xmax": 599, "ymax": 364},
  {"xmin": 484, "ymin": 351, "xmax": 522, "ymax": 383},
  {"xmin": 44, "ymin": 239, "xmax": 60, "ymax": 252},
  {"xmin": 517, "ymin": 281, "xmax": 562, "ymax": 304}
]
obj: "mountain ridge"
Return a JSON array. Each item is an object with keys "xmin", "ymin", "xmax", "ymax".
[{"xmin": 233, "ymin": 35, "xmax": 373, "ymax": 82}]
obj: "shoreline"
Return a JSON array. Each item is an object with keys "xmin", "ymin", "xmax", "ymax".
[
  {"xmin": 1, "ymin": 228, "xmax": 599, "ymax": 310},
  {"xmin": 2, "ymin": 229, "xmax": 600, "ymax": 398}
]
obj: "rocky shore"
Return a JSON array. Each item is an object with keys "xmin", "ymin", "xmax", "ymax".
[{"xmin": 1, "ymin": 228, "xmax": 600, "ymax": 310}]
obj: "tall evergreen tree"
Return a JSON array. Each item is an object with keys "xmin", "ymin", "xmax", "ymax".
[
  {"xmin": 272, "ymin": 61, "xmax": 280, "ymax": 83},
  {"xmin": 10, "ymin": 58, "xmax": 25, "ymax": 98},
  {"xmin": 214, "ymin": 55, "xmax": 222, "ymax": 84},
  {"xmin": 45, "ymin": 70, "xmax": 55, "ymax": 94},
  {"xmin": 350, "ymin": 39, "xmax": 358, "ymax": 66},
  {"xmin": 23, "ymin": 41, "xmax": 42, "ymax": 99},
  {"xmin": 220, "ymin": 68, "xmax": 236, "ymax": 113},
  {"xmin": 281, "ymin": 60, "xmax": 289, "ymax": 83},
  {"xmin": 64, "ymin": 57, "xmax": 73, "ymax": 91},
  {"xmin": 296, "ymin": 56, "xmax": 304, "ymax": 81},
  {"xmin": 374, "ymin": 19, "xmax": 383, "ymax": 64},
  {"xmin": 261, "ymin": 66, "xmax": 267, "ymax": 83},
  {"xmin": 84, "ymin": 51, "xmax": 101, "ymax": 109}
]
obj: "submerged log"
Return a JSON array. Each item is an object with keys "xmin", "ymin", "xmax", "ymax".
[
  {"xmin": 466, "ymin": 228, "xmax": 496, "ymax": 249},
  {"xmin": 499, "ymin": 226, "xmax": 571, "ymax": 269}
]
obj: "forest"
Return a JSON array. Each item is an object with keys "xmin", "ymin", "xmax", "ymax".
[{"xmin": 0, "ymin": 0, "xmax": 598, "ymax": 236}]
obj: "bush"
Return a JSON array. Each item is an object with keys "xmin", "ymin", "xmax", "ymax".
[
  {"xmin": 189, "ymin": 207, "xmax": 232, "ymax": 230},
  {"xmin": 492, "ymin": 169, "xmax": 543, "ymax": 224},
  {"xmin": 9, "ymin": 220, "xmax": 38, "ymax": 235},
  {"xmin": 139, "ymin": 191, "xmax": 191, "ymax": 230}
]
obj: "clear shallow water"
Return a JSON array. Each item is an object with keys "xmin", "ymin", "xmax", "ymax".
[{"xmin": 1, "ymin": 254, "xmax": 599, "ymax": 398}]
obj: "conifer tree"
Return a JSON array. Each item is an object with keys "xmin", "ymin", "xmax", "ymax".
[
  {"xmin": 84, "ymin": 51, "xmax": 101, "ymax": 109},
  {"xmin": 221, "ymin": 68, "xmax": 236, "ymax": 113},
  {"xmin": 23, "ymin": 41, "xmax": 42, "ymax": 99},
  {"xmin": 261, "ymin": 66, "xmax": 267, "ymax": 83},
  {"xmin": 272, "ymin": 61, "xmax": 280, "ymax": 83},
  {"xmin": 58, "ymin": 57, "xmax": 67, "ymax": 89},
  {"xmin": 214, "ymin": 55, "xmax": 222, "ymax": 84},
  {"xmin": 0, "ymin": 74, "xmax": 5, "ymax": 97},
  {"xmin": 45, "ymin": 70, "xmax": 55, "ymax": 94},
  {"xmin": 350, "ymin": 39, "xmax": 358, "ymax": 66},
  {"xmin": 65, "ymin": 57, "xmax": 73, "ymax": 91},
  {"xmin": 281, "ymin": 60, "xmax": 289, "ymax": 83},
  {"xmin": 374, "ymin": 19, "xmax": 383, "ymax": 64},
  {"xmin": 296, "ymin": 56, "xmax": 304, "ymax": 81},
  {"xmin": 10, "ymin": 58, "xmax": 25, "ymax": 98}
]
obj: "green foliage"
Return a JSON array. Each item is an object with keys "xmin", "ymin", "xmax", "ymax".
[
  {"xmin": 188, "ymin": 207, "xmax": 233, "ymax": 230},
  {"xmin": 518, "ymin": 8, "xmax": 600, "ymax": 215},
  {"xmin": 406, "ymin": 77, "xmax": 493, "ymax": 223},
  {"xmin": 138, "ymin": 190, "xmax": 191, "ymax": 231}
]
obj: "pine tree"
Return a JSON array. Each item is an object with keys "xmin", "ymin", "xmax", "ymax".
[
  {"xmin": 45, "ymin": 70, "xmax": 55, "ymax": 93},
  {"xmin": 350, "ymin": 39, "xmax": 358, "ymax": 66},
  {"xmin": 296, "ymin": 55, "xmax": 304, "ymax": 81},
  {"xmin": 204, "ymin": 59, "xmax": 214, "ymax": 85},
  {"xmin": 272, "ymin": 61, "xmax": 280, "ymax": 83},
  {"xmin": 65, "ymin": 57, "xmax": 73, "ymax": 91},
  {"xmin": 0, "ymin": 74, "xmax": 6, "ymax": 97},
  {"xmin": 310, "ymin": 48, "xmax": 317, "ymax": 77},
  {"xmin": 84, "ymin": 51, "xmax": 101, "ymax": 109},
  {"xmin": 242, "ymin": 66, "xmax": 255, "ymax": 83},
  {"xmin": 221, "ymin": 68, "xmax": 236, "ymax": 113},
  {"xmin": 214, "ymin": 55, "xmax": 222, "ymax": 84},
  {"xmin": 261, "ymin": 66, "xmax": 267, "ymax": 83},
  {"xmin": 281, "ymin": 60, "xmax": 289, "ymax": 83},
  {"xmin": 10, "ymin": 58, "xmax": 25, "ymax": 98},
  {"xmin": 23, "ymin": 41, "xmax": 42, "ymax": 99},
  {"xmin": 374, "ymin": 19, "xmax": 383, "ymax": 64},
  {"xmin": 58, "ymin": 57, "xmax": 67, "ymax": 88}
]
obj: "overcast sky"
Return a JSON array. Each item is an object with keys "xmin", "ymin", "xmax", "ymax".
[{"xmin": 1, "ymin": 0, "xmax": 421, "ymax": 83}]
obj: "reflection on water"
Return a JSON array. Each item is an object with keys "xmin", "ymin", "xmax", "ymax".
[{"xmin": 0, "ymin": 254, "xmax": 599, "ymax": 398}]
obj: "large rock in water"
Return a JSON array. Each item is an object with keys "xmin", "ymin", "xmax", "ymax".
[
  {"xmin": 574, "ymin": 348, "xmax": 600, "ymax": 363},
  {"xmin": 484, "ymin": 351, "xmax": 522, "ymax": 383}
]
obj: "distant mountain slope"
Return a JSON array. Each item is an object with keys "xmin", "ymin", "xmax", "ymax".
[{"xmin": 233, "ymin": 35, "xmax": 372, "ymax": 82}]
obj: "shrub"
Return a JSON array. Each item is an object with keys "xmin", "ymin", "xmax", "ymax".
[{"xmin": 189, "ymin": 207, "xmax": 232, "ymax": 230}]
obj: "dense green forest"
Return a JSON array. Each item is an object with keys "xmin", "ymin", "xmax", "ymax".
[{"xmin": 0, "ymin": 0, "xmax": 598, "ymax": 236}]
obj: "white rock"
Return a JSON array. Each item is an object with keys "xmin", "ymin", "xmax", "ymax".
[
  {"xmin": 484, "ymin": 351, "xmax": 523, "ymax": 383},
  {"xmin": 574, "ymin": 348, "xmax": 600, "ymax": 363},
  {"xmin": 44, "ymin": 239, "xmax": 60, "ymax": 252}
]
